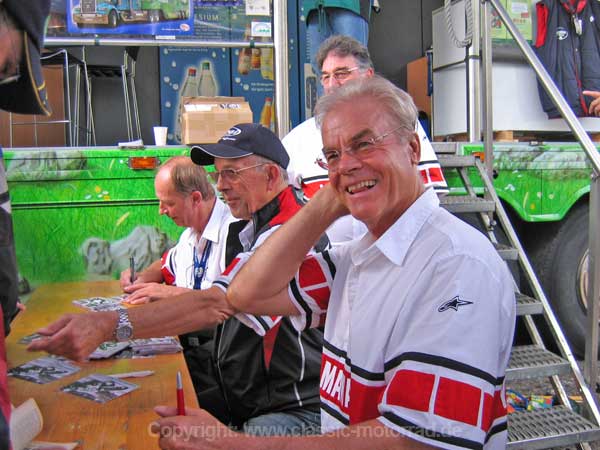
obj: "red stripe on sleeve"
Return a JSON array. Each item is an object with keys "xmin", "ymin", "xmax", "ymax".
[
  {"xmin": 348, "ymin": 380, "xmax": 385, "ymax": 424},
  {"xmin": 299, "ymin": 257, "xmax": 327, "ymax": 288},
  {"xmin": 386, "ymin": 369, "xmax": 435, "ymax": 412},
  {"xmin": 434, "ymin": 377, "xmax": 481, "ymax": 426},
  {"xmin": 481, "ymin": 389, "xmax": 507, "ymax": 432},
  {"xmin": 305, "ymin": 286, "xmax": 330, "ymax": 310},
  {"xmin": 222, "ymin": 257, "xmax": 240, "ymax": 276},
  {"xmin": 160, "ymin": 250, "xmax": 176, "ymax": 286},
  {"xmin": 482, "ymin": 392, "xmax": 494, "ymax": 431}
]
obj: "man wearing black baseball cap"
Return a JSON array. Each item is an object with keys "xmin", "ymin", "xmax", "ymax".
[
  {"xmin": 31, "ymin": 123, "xmax": 326, "ymax": 436},
  {"xmin": 190, "ymin": 123, "xmax": 290, "ymax": 168},
  {"xmin": 185, "ymin": 123, "xmax": 325, "ymax": 433},
  {"xmin": 0, "ymin": 0, "xmax": 52, "ymax": 115}
]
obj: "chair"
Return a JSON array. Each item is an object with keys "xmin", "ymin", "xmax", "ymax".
[{"xmin": 85, "ymin": 47, "xmax": 141, "ymax": 142}]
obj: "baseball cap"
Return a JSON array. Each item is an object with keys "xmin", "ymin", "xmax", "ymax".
[
  {"xmin": 191, "ymin": 123, "xmax": 290, "ymax": 169},
  {"xmin": 0, "ymin": 0, "xmax": 51, "ymax": 115}
]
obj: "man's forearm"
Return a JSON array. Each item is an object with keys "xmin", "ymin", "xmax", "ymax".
[
  {"xmin": 127, "ymin": 286, "xmax": 234, "ymax": 339},
  {"xmin": 228, "ymin": 185, "xmax": 345, "ymax": 311},
  {"xmin": 137, "ymin": 259, "xmax": 165, "ymax": 283}
]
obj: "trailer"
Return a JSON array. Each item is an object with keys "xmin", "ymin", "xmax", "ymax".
[{"xmin": 72, "ymin": 0, "xmax": 189, "ymax": 28}]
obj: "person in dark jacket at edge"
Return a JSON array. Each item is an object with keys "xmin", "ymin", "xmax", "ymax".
[{"xmin": 0, "ymin": 0, "xmax": 53, "ymax": 449}]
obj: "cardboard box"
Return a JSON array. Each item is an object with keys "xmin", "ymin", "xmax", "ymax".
[{"xmin": 181, "ymin": 96, "xmax": 253, "ymax": 144}]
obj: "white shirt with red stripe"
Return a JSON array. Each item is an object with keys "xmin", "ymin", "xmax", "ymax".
[
  {"xmin": 282, "ymin": 118, "xmax": 448, "ymax": 244},
  {"xmin": 161, "ymin": 198, "xmax": 234, "ymax": 289},
  {"xmin": 285, "ymin": 188, "xmax": 515, "ymax": 449}
]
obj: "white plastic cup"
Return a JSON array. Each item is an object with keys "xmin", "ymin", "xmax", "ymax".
[{"xmin": 153, "ymin": 126, "xmax": 168, "ymax": 146}]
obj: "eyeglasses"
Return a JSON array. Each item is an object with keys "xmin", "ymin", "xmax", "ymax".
[
  {"xmin": 208, "ymin": 163, "xmax": 267, "ymax": 184},
  {"xmin": 0, "ymin": 7, "xmax": 21, "ymax": 86},
  {"xmin": 319, "ymin": 67, "xmax": 360, "ymax": 85},
  {"xmin": 320, "ymin": 126, "xmax": 409, "ymax": 171}
]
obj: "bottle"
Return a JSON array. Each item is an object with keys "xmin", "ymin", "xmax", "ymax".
[
  {"xmin": 237, "ymin": 24, "xmax": 252, "ymax": 75},
  {"xmin": 260, "ymin": 47, "xmax": 274, "ymax": 80},
  {"xmin": 198, "ymin": 62, "xmax": 217, "ymax": 97},
  {"xmin": 175, "ymin": 68, "xmax": 199, "ymax": 143},
  {"xmin": 259, "ymin": 97, "xmax": 272, "ymax": 128},
  {"xmin": 251, "ymin": 48, "xmax": 261, "ymax": 70},
  {"xmin": 180, "ymin": 68, "xmax": 199, "ymax": 98}
]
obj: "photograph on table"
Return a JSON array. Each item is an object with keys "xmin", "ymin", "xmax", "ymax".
[
  {"xmin": 61, "ymin": 374, "xmax": 138, "ymax": 403},
  {"xmin": 9, "ymin": 356, "xmax": 80, "ymax": 384}
]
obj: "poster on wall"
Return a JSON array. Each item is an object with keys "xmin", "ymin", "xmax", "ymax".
[
  {"xmin": 159, "ymin": 47, "xmax": 232, "ymax": 144},
  {"xmin": 66, "ymin": 0, "xmax": 194, "ymax": 35}
]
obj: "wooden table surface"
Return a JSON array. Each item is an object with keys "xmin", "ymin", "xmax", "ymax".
[{"xmin": 6, "ymin": 280, "xmax": 199, "ymax": 450}]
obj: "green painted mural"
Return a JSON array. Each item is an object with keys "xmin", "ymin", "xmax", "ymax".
[{"xmin": 4, "ymin": 147, "xmax": 191, "ymax": 289}]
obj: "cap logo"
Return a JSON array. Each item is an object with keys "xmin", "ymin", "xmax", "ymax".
[{"xmin": 225, "ymin": 127, "xmax": 242, "ymax": 137}]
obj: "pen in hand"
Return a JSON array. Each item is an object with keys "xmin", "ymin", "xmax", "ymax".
[
  {"xmin": 129, "ymin": 256, "xmax": 136, "ymax": 284},
  {"xmin": 176, "ymin": 371, "xmax": 186, "ymax": 416}
]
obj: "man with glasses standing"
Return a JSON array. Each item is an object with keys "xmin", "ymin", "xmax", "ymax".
[
  {"xmin": 30, "ymin": 124, "xmax": 325, "ymax": 436},
  {"xmin": 283, "ymin": 35, "xmax": 447, "ymax": 244},
  {"xmin": 0, "ymin": 1, "xmax": 52, "ymax": 449}
]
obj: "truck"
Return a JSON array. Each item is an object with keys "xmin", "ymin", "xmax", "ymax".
[{"xmin": 72, "ymin": 0, "xmax": 190, "ymax": 28}]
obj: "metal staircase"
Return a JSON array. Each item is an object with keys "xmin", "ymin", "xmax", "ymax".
[{"xmin": 435, "ymin": 144, "xmax": 600, "ymax": 449}]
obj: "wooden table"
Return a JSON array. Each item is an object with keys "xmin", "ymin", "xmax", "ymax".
[{"xmin": 6, "ymin": 280, "xmax": 199, "ymax": 450}]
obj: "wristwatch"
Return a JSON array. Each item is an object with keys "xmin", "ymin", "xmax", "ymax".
[{"xmin": 113, "ymin": 308, "xmax": 133, "ymax": 342}]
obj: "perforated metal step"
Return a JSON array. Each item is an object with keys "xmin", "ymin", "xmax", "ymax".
[
  {"xmin": 516, "ymin": 293, "xmax": 543, "ymax": 316},
  {"xmin": 440, "ymin": 195, "xmax": 495, "ymax": 213},
  {"xmin": 507, "ymin": 345, "xmax": 570, "ymax": 380},
  {"xmin": 507, "ymin": 406, "xmax": 600, "ymax": 449},
  {"xmin": 437, "ymin": 154, "xmax": 477, "ymax": 167}
]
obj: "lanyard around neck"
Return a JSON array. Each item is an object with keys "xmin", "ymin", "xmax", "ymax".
[{"xmin": 193, "ymin": 240, "xmax": 213, "ymax": 290}]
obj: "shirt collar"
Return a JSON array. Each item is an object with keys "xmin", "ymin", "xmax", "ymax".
[
  {"xmin": 352, "ymin": 188, "xmax": 439, "ymax": 266},
  {"xmin": 192, "ymin": 197, "xmax": 228, "ymax": 245}
]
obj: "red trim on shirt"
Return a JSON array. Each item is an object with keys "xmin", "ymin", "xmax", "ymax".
[
  {"xmin": 222, "ymin": 257, "xmax": 241, "ymax": 276},
  {"xmin": 386, "ymin": 369, "xmax": 435, "ymax": 412},
  {"xmin": 482, "ymin": 388, "xmax": 507, "ymax": 432},
  {"xmin": 268, "ymin": 187, "xmax": 302, "ymax": 227},
  {"xmin": 263, "ymin": 321, "xmax": 282, "ymax": 369},
  {"xmin": 302, "ymin": 179, "xmax": 329, "ymax": 199},
  {"xmin": 434, "ymin": 377, "xmax": 481, "ymax": 426},
  {"xmin": 348, "ymin": 380, "xmax": 385, "ymax": 424},
  {"xmin": 160, "ymin": 250, "xmax": 176, "ymax": 286}
]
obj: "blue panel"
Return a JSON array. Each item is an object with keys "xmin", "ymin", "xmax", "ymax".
[{"xmin": 159, "ymin": 47, "xmax": 232, "ymax": 144}]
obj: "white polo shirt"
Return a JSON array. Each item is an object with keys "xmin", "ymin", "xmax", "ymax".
[
  {"xmin": 282, "ymin": 117, "xmax": 448, "ymax": 244},
  {"xmin": 286, "ymin": 188, "xmax": 515, "ymax": 449},
  {"xmin": 162, "ymin": 198, "xmax": 235, "ymax": 289}
]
